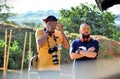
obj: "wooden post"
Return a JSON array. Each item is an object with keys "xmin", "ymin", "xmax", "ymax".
[
  {"xmin": 3, "ymin": 29, "xmax": 8, "ymax": 79},
  {"xmin": 20, "ymin": 32, "xmax": 27, "ymax": 79},
  {"xmin": 29, "ymin": 32, "xmax": 31, "ymax": 54},
  {"xmin": 5, "ymin": 29, "xmax": 12, "ymax": 78},
  {"xmin": 27, "ymin": 32, "xmax": 32, "ymax": 79}
]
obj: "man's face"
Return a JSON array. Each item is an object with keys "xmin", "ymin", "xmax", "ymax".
[
  {"xmin": 79, "ymin": 24, "xmax": 91, "ymax": 36},
  {"xmin": 46, "ymin": 21, "xmax": 57, "ymax": 32}
]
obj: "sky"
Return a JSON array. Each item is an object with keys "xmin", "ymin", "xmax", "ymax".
[{"xmin": 7, "ymin": 0, "xmax": 120, "ymax": 14}]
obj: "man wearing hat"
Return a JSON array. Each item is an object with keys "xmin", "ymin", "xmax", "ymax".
[{"xmin": 35, "ymin": 15, "xmax": 70, "ymax": 79}]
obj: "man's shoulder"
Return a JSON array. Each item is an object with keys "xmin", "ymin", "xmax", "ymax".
[
  {"xmin": 35, "ymin": 28, "xmax": 44, "ymax": 38},
  {"xmin": 91, "ymin": 38, "xmax": 98, "ymax": 41},
  {"xmin": 36, "ymin": 28, "xmax": 44, "ymax": 32},
  {"xmin": 36, "ymin": 28, "xmax": 44, "ymax": 34},
  {"xmin": 91, "ymin": 38, "xmax": 99, "ymax": 43},
  {"xmin": 72, "ymin": 39, "xmax": 80, "ymax": 43}
]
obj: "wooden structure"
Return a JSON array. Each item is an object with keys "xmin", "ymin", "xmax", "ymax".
[{"xmin": 0, "ymin": 30, "xmax": 31, "ymax": 79}]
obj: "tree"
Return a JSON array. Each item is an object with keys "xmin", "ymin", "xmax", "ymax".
[
  {"xmin": 59, "ymin": 3, "xmax": 120, "ymax": 41},
  {"xmin": 0, "ymin": 0, "xmax": 14, "ymax": 22}
]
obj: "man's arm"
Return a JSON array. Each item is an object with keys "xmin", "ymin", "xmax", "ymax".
[
  {"xmin": 70, "ymin": 52, "xmax": 84, "ymax": 60},
  {"xmin": 69, "ymin": 40, "xmax": 84, "ymax": 60},
  {"xmin": 70, "ymin": 47, "xmax": 97, "ymax": 60},
  {"xmin": 57, "ymin": 23, "xmax": 70, "ymax": 49},
  {"xmin": 35, "ymin": 29, "xmax": 49, "ymax": 48},
  {"xmin": 37, "ymin": 32, "xmax": 49, "ymax": 47},
  {"xmin": 80, "ymin": 40, "xmax": 99, "ymax": 58},
  {"xmin": 61, "ymin": 31, "xmax": 70, "ymax": 49},
  {"xmin": 79, "ymin": 47, "xmax": 97, "ymax": 58}
]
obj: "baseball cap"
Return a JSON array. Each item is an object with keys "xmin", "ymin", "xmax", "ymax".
[{"xmin": 43, "ymin": 15, "xmax": 58, "ymax": 23}]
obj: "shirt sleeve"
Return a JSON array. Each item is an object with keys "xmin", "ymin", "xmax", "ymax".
[
  {"xmin": 35, "ymin": 28, "xmax": 44, "ymax": 52},
  {"xmin": 35, "ymin": 28, "xmax": 44, "ymax": 41},
  {"xmin": 93, "ymin": 40, "xmax": 99, "ymax": 53},
  {"xmin": 69, "ymin": 40, "xmax": 76, "ymax": 54}
]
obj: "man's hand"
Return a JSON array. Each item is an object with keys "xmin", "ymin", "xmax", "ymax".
[
  {"xmin": 70, "ymin": 53, "xmax": 84, "ymax": 60},
  {"xmin": 79, "ymin": 47, "xmax": 97, "ymax": 58},
  {"xmin": 46, "ymin": 22, "xmax": 52, "ymax": 31},
  {"xmin": 88, "ymin": 47, "xmax": 95, "ymax": 52},
  {"xmin": 57, "ymin": 23, "xmax": 64, "ymax": 32}
]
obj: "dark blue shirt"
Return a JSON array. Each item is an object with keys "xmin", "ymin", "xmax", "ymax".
[{"xmin": 70, "ymin": 38, "xmax": 99, "ymax": 61}]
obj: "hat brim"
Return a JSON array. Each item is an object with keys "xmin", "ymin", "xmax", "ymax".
[{"xmin": 43, "ymin": 19, "xmax": 47, "ymax": 22}]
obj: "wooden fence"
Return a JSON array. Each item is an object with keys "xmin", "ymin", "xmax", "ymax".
[{"xmin": 0, "ymin": 29, "xmax": 35, "ymax": 79}]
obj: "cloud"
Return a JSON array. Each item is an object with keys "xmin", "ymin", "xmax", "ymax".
[
  {"xmin": 108, "ymin": 4, "xmax": 120, "ymax": 14},
  {"xmin": 8, "ymin": 0, "xmax": 95, "ymax": 13}
]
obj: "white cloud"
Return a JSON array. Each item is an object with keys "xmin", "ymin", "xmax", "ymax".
[
  {"xmin": 108, "ymin": 4, "xmax": 120, "ymax": 14},
  {"xmin": 8, "ymin": 0, "xmax": 96, "ymax": 13},
  {"xmin": 7, "ymin": 0, "xmax": 120, "ymax": 14}
]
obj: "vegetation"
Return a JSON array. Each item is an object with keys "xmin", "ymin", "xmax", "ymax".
[
  {"xmin": 0, "ymin": 0, "xmax": 16, "ymax": 22},
  {"xmin": 21, "ymin": 22, "xmax": 43, "ymax": 28},
  {"xmin": 59, "ymin": 3, "xmax": 120, "ymax": 41},
  {"xmin": 0, "ymin": 24, "xmax": 36, "ymax": 69}
]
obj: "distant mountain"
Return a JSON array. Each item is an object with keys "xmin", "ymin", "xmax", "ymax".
[
  {"xmin": 8, "ymin": 10, "xmax": 120, "ymax": 26},
  {"xmin": 8, "ymin": 10, "xmax": 60, "ymax": 25}
]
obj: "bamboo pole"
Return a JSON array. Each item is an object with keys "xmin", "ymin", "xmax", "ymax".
[
  {"xmin": 29, "ymin": 32, "xmax": 31, "ymax": 54},
  {"xmin": 28, "ymin": 32, "xmax": 32, "ymax": 79},
  {"xmin": 28, "ymin": 32, "xmax": 32, "ymax": 65},
  {"xmin": 5, "ymin": 29, "xmax": 12, "ymax": 78},
  {"xmin": 3, "ymin": 29, "xmax": 8, "ymax": 79},
  {"xmin": 20, "ymin": 32, "xmax": 27, "ymax": 79}
]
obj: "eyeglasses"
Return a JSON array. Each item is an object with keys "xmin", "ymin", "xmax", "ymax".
[{"xmin": 80, "ymin": 27, "xmax": 91, "ymax": 31}]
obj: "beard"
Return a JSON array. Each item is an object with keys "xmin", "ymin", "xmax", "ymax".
[
  {"xmin": 82, "ymin": 34, "xmax": 90, "ymax": 42},
  {"xmin": 82, "ymin": 34, "xmax": 90, "ymax": 39}
]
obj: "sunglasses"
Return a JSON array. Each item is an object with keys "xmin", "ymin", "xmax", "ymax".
[{"xmin": 80, "ymin": 27, "xmax": 91, "ymax": 31}]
